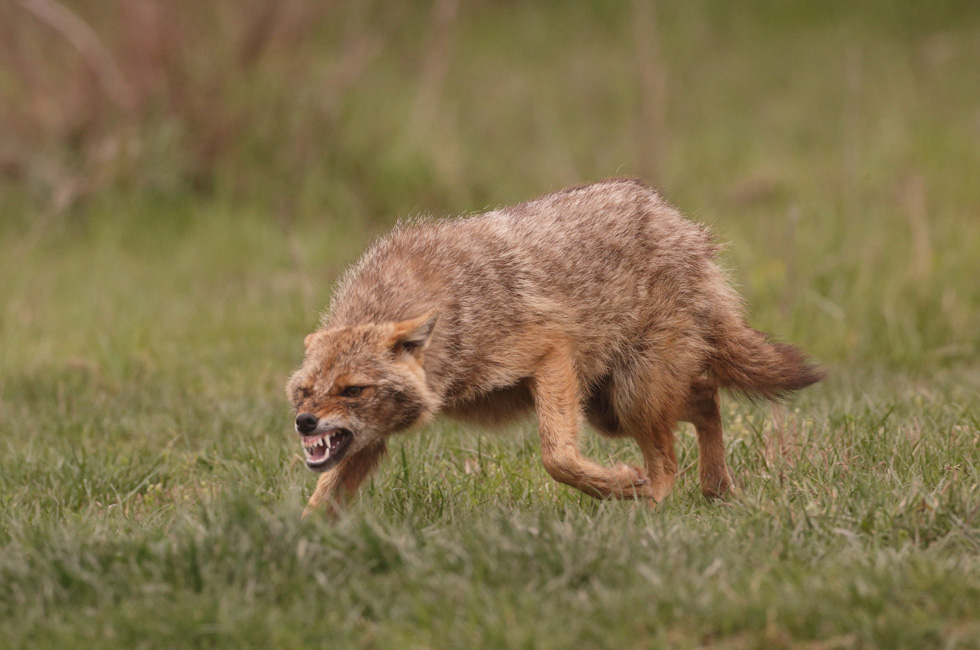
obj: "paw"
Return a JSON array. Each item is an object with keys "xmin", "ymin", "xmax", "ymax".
[
  {"xmin": 612, "ymin": 464, "xmax": 659, "ymax": 500},
  {"xmin": 611, "ymin": 463, "xmax": 647, "ymax": 485},
  {"xmin": 701, "ymin": 468, "xmax": 737, "ymax": 499}
]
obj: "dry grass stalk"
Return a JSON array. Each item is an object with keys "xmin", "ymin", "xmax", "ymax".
[{"xmin": 18, "ymin": 0, "xmax": 135, "ymax": 110}]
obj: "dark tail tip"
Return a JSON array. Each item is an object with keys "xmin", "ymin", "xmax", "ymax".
[
  {"xmin": 768, "ymin": 341, "xmax": 826, "ymax": 396},
  {"xmin": 714, "ymin": 328, "xmax": 825, "ymax": 403}
]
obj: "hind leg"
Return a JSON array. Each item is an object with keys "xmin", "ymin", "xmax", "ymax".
[
  {"xmin": 631, "ymin": 421, "xmax": 680, "ymax": 503},
  {"xmin": 586, "ymin": 376, "xmax": 678, "ymax": 503},
  {"xmin": 682, "ymin": 377, "xmax": 735, "ymax": 498},
  {"xmin": 596, "ymin": 359, "xmax": 692, "ymax": 504}
]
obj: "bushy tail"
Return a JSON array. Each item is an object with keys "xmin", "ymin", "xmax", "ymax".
[{"xmin": 711, "ymin": 324, "xmax": 825, "ymax": 402}]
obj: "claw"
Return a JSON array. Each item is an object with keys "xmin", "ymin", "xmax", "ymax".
[{"xmin": 631, "ymin": 466, "xmax": 650, "ymax": 486}]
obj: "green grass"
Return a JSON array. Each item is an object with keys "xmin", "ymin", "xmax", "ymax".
[{"xmin": 2, "ymin": 1, "xmax": 980, "ymax": 648}]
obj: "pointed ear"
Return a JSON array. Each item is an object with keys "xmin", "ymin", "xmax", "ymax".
[{"xmin": 389, "ymin": 311, "xmax": 438, "ymax": 360}]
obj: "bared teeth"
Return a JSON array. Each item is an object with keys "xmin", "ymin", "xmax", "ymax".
[
  {"xmin": 302, "ymin": 430, "xmax": 350, "ymax": 464},
  {"xmin": 304, "ymin": 434, "xmax": 331, "ymax": 462}
]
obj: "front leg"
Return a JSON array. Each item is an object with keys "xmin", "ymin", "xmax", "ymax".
[
  {"xmin": 303, "ymin": 441, "xmax": 387, "ymax": 517},
  {"xmin": 530, "ymin": 338, "xmax": 653, "ymax": 500}
]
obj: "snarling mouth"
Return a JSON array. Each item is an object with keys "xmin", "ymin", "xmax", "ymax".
[{"xmin": 301, "ymin": 428, "xmax": 353, "ymax": 472}]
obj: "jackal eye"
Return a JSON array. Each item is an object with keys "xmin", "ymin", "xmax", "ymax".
[
  {"xmin": 341, "ymin": 386, "xmax": 364, "ymax": 398},
  {"xmin": 296, "ymin": 387, "xmax": 313, "ymax": 401}
]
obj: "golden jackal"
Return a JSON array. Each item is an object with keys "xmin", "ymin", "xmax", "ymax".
[{"xmin": 287, "ymin": 179, "xmax": 823, "ymax": 515}]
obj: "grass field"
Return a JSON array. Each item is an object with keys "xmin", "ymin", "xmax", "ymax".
[{"xmin": 2, "ymin": 2, "xmax": 979, "ymax": 648}]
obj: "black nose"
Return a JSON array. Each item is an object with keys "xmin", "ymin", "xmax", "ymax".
[{"xmin": 295, "ymin": 412, "xmax": 319, "ymax": 435}]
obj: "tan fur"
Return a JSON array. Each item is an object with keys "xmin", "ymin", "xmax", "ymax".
[{"xmin": 286, "ymin": 179, "xmax": 823, "ymax": 516}]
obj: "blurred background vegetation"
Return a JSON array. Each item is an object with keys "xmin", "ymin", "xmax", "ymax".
[
  {"xmin": 2, "ymin": 0, "xmax": 978, "ymax": 379},
  {"xmin": 0, "ymin": 0, "xmax": 977, "ymax": 376}
]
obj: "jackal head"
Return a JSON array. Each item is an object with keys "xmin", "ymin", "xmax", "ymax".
[{"xmin": 285, "ymin": 312, "xmax": 439, "ymax": 472}]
